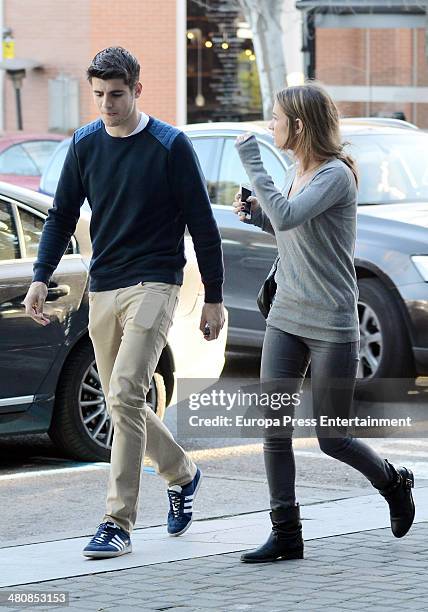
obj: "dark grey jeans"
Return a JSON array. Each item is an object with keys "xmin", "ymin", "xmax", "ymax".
[{"xmin": 261, "ymin": 324, "xmax": 393, "ymax": 511}]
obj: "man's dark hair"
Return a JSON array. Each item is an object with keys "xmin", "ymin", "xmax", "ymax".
[{"xmin": 87, "ymin": 47, "xmax": 140, "ymax": 89}]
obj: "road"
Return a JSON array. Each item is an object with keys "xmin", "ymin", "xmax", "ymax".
[{"xmin": 1, "ymin": 352, "xmax": 427, "ymax": 549}]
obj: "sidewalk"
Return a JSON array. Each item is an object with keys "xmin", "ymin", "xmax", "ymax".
[{"xmin": 1, "ymin": 489, "xmax": 427, "ymax": 611}]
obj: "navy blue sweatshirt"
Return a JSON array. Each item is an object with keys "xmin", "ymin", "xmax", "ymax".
[{"xmin": 33, "ymin": 116, "xmax": 224, "ymax": 303}]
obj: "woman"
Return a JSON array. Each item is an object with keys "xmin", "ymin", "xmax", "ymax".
[{"xmin": 233, "ymin": 82, "xmax": 415, "ymax": 563}]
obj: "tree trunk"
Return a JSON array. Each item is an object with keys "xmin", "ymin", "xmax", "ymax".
[{"xmin": 237, "ymin": 0, "xmax": 287, "ymax": 118}]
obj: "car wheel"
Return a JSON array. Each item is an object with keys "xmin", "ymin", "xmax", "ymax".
[
  {"xmin": 354, "ymin": 278, "xmax": 415, "ymax": 399},
  {"xmin": 48, "ymin": 338, "xmax": 167, "ymax": 462}
]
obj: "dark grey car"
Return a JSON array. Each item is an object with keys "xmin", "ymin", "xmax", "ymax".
[
  {"xmin": 0, "ymin": 184, "xmax": 227, "ymax": 461},
  {"xmin": 40, "ymin": 119, "xmax": 428, "ymax": 395}
]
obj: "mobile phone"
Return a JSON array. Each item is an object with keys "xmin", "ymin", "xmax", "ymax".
[
  {"xmin": 203, "ymin": 323, "xmax": 211, "ymax": 338},
  {"xmin": 240, "ymin": 184, "xmax": 252, "ymax": 220}
]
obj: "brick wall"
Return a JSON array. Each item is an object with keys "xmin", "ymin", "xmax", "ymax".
[
  {"xmin": 369, "ymin": 29, "xmax": 413, "ymax": 86},
  {"xmin": 316, "ymin": 26, "xmax": 428, "ymax": 127},
  {"xmin": 88, "ymin": 0, "xmax": 177, "ymax": 125},
  {"xmin": 416, "ymin": 28, "xmax": 428, "ymax": 86},
  {"xmin": 4, "ymin": 0, "xmax": 91, "ymax": 133},
  {"xmin": 317, "ymin": 28, "xmax": 366, "ymax": 86},
  {"xmin": 3, "ymin": 0, "xmax": 177, "ymax": 133},
  {"xmin": 336, "ymin": 102, "xmax": 365, "ymax": 119}
]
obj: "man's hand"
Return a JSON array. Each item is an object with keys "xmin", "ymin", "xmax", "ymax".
[
  {"xmin": 23, "ymin": 282, "xmax": 50, "ymax": 326},
  {"xmin": 200, "ymin": 302, "xmax": 225, "ymax": 341}
]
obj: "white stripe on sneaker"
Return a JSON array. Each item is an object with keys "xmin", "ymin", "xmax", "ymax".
[
  {"xmin": 112, "ymin": 536, "xmax": 125, "ymax": 548},
  {"xmin": 111, "ymin": 535, "xmax": 124, "ymax": 543}
]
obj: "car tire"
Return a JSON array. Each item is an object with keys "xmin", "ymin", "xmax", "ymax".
[
  {"xmin": 48, "ymin": 338, "xmax": 167, "ymax": 462},
  {"xmin": 354, "ymin": 278, "xmax": 415, "ymax": 400}
]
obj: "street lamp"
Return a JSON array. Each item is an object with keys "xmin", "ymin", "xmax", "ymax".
[{"xmin": 0, "ymin": 58, "xmax": 43, "ymax": 130}]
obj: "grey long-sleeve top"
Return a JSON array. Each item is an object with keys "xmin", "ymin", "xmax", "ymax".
[{"xmin": 236, "ymin": 135, "xmax": 360, "ymax": 343}]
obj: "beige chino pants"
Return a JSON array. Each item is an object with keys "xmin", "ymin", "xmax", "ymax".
[{"xmin": 88, "ymin": 281, "xmax": 197, "ymax": 534}]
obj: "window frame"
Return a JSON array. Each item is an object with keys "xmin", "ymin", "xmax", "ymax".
[
  {"xmin": 188, "ymin": 134, "xmax": 223, "ymax": 204},
  {"xmin": 0, "ymin": 196, "xmax": 78, "ymax": 264},
  {"xmin": 39, "ymin": 139, "xmax": 69, "ymax": 196},
  {"xmin": 183, "ymin": 128, "xmax": 293, "ymax": 210},
  {"xmin": 214, "ymin": 133, "xmax": 291, "ymax": 208},
  {"xmin": 0, "ymin": 143, "xmax": 39, "ymax": 176},
  {"xmin": 20, "ymin": 139, "xmax": 63, "ymax": 174},
  {"xmin": 0, "ymin": 199, "xmax": 21, "ymax": 260}
]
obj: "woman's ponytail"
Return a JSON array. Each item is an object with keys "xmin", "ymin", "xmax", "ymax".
[{"xmin": 337, "ymin": 145, "xmax": 359, "ymax": 188}]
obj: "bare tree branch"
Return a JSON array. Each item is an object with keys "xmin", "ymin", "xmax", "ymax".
[{"xmin": 236, "ymin": 0, "xmax": 287, "ymax": 117}]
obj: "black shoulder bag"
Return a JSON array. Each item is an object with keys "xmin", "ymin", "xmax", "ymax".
[{"xmin": 257, "ymin": 255, "xmax": 279, "ymax": 319}]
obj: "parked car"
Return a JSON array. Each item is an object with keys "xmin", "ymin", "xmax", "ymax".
[
  {"xmin": 40, "ymin": 119, "xmax": 428, "ymax": 397},
  {"xmin": 0, "ymin": 133, "xmax": 64, "ymax": 190},
  {"xmin": 0, "ymin": 182, "xmax": 227, "ymax": 461}
]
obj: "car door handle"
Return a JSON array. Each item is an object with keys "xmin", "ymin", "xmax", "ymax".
[{"xmin": 46, "ymin": 285, "xmax": 70, "ymax": 301}]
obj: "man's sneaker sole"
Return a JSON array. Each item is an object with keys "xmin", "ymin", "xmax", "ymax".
[
  {"xmin": 83, "ymin": 543, "xmax": 132, "ymax": 559},
  {"xmin": 168, "ymin": 471, "xmax": 203, "ymax": 537}
]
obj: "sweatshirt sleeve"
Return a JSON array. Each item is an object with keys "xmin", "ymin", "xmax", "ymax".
[
  {"xmin": 169, "ymin": 132, "xmax": 224, "ymax": 303},
  {"xmin": 32, "ymin": 135, "xmax": 86, "ymax": 285},
  {"xmin": 245, "ymin": 203, "xmax": 275, "ymax": 236},
  {"xmin": 236, "ymin": 135, "xmax": 352, "ymax": 231}
]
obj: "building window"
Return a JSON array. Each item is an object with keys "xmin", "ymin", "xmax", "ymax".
[{"xmin": 187, "ymin": 0, "xmax": 262, "ymax": 123}]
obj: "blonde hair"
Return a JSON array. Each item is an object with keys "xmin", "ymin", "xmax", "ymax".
[{"xmin": 275, "ymin": 81, "xmax": 358, "ymax": 187}]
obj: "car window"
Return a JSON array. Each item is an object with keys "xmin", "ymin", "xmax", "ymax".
[
  {"xmin": 346, "ymin": 132, "xmax": 428, "ymax": 205},
  {"xmin": 217, "ymin": 138, "xmax": 287, "ymax": 206},
  {"xmin": 40, "ymin": 140, "xmax": 68, "ymax": 196},
  {"xmin": 18, "ymin": 206, "xmax": 74, "ymax": 258},
  {"xmin": 21, "ymin": 140, "xmax": 61, "ymax": 174},
  {"xmin": 0, "ymin": 201, "xmax": 19, "ymax": 260},
  {"xmin": 18, "ymin": 208, "xmax": 44, "ymax": 258},
  {"xmin": 260, "ymin": 144, "xmax": 288, "ymax": 191},
  {"xmin": 0, "ymin": 144, "xmax": 39, "ymax": 176},
  {"xmin": 190, "ymin": 137, "xmax": 220, "ymax": 203}
]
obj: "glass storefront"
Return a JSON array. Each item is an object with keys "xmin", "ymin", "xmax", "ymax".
[{"xmin": 187, "ymin": 0, "xmax": 262, "ymax": 123}]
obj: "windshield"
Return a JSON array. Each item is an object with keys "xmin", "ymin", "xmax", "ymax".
[
  {"xmin": 43, "ymin": 131, "xmax": 428, "ymax": 208},
  {"xmin": 346, "ymin": 132, "xmax": 428, "ymax": 205},
  {"xmin": 40, "ymin": 140, "xmax": 69, "ymax": 195}
]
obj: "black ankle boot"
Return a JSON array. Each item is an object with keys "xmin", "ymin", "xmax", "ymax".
[
  {"xmin": 240, "ymin": 504, "xmax": 304, "ymax": 563},
  {"xmin": 376, "ymin": 459, "xmax": 415, "ymax": 538}
]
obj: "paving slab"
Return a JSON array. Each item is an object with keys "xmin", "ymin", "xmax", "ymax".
[{"xmin": 1, "ymin": 487, "xmax": 427, "ymax": 589}]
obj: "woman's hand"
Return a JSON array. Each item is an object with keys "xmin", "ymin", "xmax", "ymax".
[
  {"xmin": 235, "ymin": 132, "xmax": 253, "ymax": 146},
  {"xmin": 232, "ymin": 190, "xmax": 260, "ymax": 222}
]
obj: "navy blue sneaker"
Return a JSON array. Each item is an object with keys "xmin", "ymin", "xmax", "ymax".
[
  {"xmin": 83, "ymin": 521, "xmax": 132, "ymax": 558},
  {"xmin": 167, "ymin": 468, "xmax": 202, "ymax": 536}
]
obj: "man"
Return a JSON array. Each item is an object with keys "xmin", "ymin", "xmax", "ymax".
[{"xmin": 23, "ymin": 47, "xmax": 225, "ymax": 559}]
